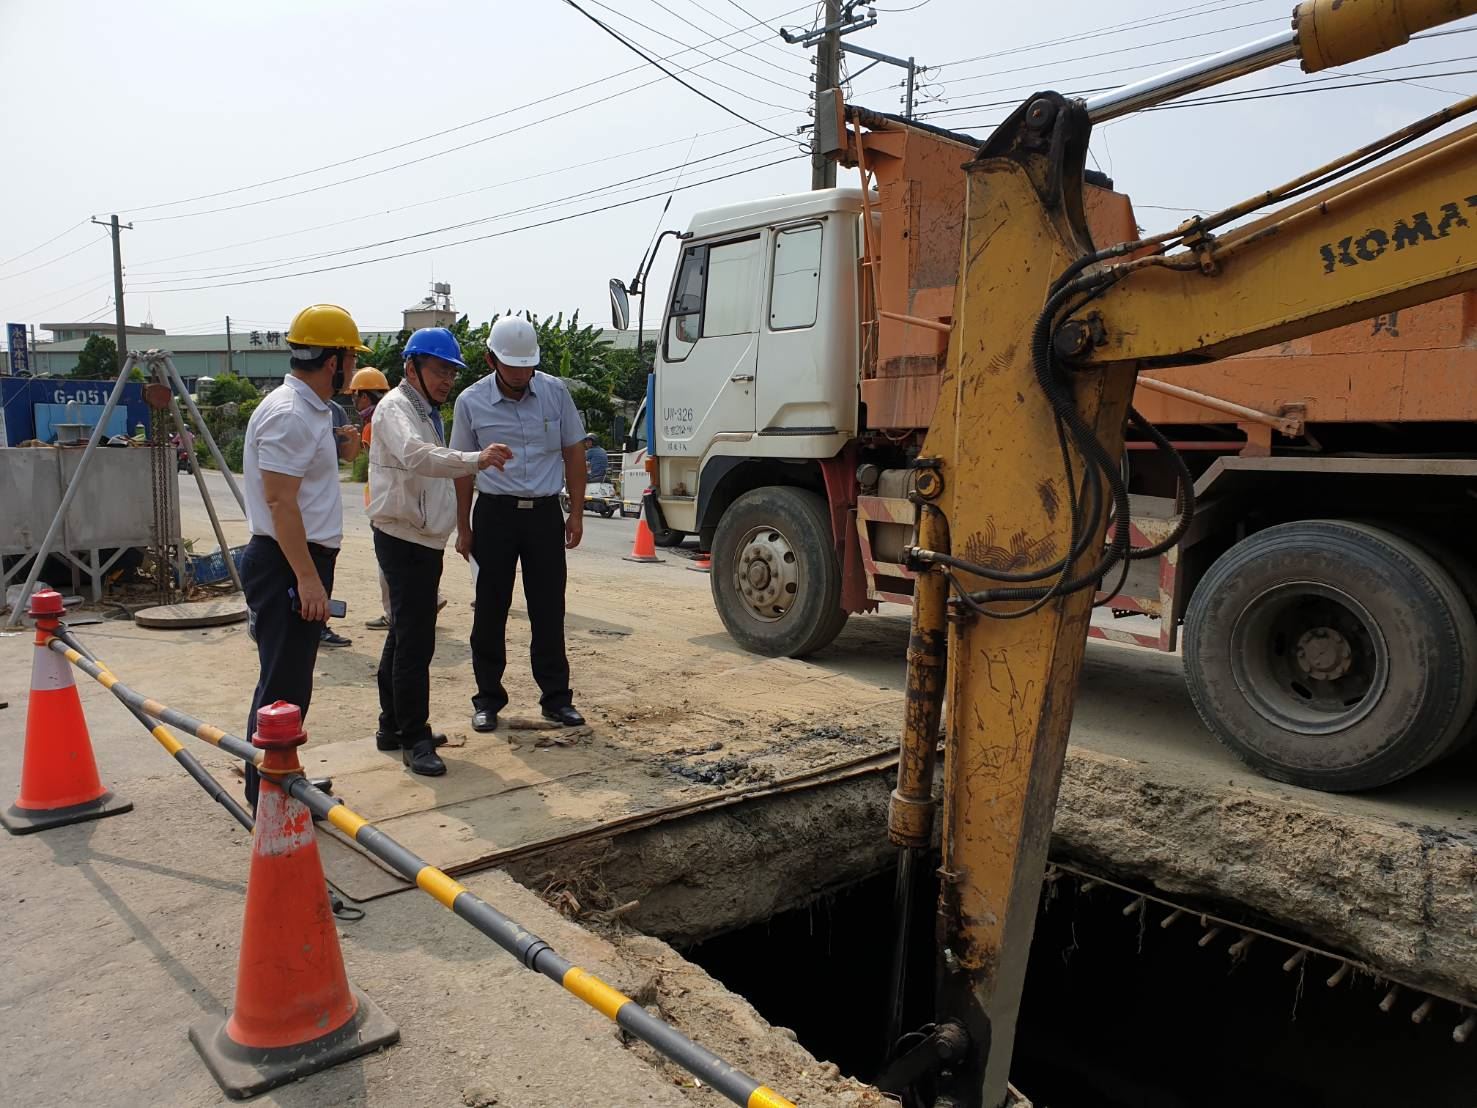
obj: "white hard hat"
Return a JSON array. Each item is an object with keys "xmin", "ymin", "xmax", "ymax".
[{"xmin": 489, "ymin": 316, "xmax": 540, "ymax": 368}]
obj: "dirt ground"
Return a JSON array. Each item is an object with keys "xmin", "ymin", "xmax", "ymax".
[{"xmin": 4, "ymin": 468, "xmax": 1476, "ymax": 1103}]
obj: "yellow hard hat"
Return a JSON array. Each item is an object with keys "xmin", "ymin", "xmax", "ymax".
[
  {"xmin": 347, "ymin": 367, "xmax": 391, "ymax": 393},
  {"xmin": 285, "ymin": 304, "xmax": 371, "ymax": 353}
]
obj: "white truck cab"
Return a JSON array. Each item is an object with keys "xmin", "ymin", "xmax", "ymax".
[{"xmin": 650, "ymin": 189, "xmax": 862, "ymax": 537}]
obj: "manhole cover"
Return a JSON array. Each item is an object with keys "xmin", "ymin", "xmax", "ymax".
[{"xmin": 134, "ymin": 597, "xmax": 249, "ymax": 629}]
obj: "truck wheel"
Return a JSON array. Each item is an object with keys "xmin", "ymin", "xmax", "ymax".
[
  {"xmin": 652, "ymin": 528, "xmax": 684, "ymax": 548},
  {"xmin": 1355, "ymin": 523, "xmax": 1477, "ymax": 759},
  {"xmin": 712, "ymin": 486, "xmax": 848, "ymax": 658},
  {"xmin": 1183, "ymin": 520, "xmax": 1477, "ymax": 792}
]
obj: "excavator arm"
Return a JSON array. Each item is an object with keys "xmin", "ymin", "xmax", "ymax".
[{"xmin": 886, "ymin": 3, "xmax": 1477, "ymax": 1106}]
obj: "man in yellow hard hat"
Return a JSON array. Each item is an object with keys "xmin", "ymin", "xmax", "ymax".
[
  {"xmin": 347, "ymin": 366, "xmax": 394, "ymax": 628},
  {"xmin": 347, "ymin": 365, "xmax": 448, "ymax": 631},
  {"xmin": 239, "ymin": 303, "xmax": 369, "ymax": 811}
]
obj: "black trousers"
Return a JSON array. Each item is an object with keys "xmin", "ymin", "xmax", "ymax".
[
  {"xmin": 470, "ymin": 495, "xmax": 572, "ymax": 715},
  {"xmin": 241, "ymin": 535, "xmax": 337, "ymax": 810},
  {"xmin": 373, "ymin": 528, "xmax": 444, "ymax": 748}
]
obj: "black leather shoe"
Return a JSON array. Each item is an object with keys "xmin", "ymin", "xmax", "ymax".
[
  {"xmin": 403, "ymin": 740, "xmax": 446, "ymax": 777},
  {"xmin": 542, "ymin": 705, "xmax": 585, "ymax": 727},
  {"xmin": 471, "ymin": 710, "xmax": 498, "ymax": 732},
  {"xmin": 379, "ymin": 730, "xmax": 447, "ymax": 750}
]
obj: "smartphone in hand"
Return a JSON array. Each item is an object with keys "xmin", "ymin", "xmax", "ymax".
[{"xmin": 289, "ymin": 588, "xmax": 347, "ymax": 618}]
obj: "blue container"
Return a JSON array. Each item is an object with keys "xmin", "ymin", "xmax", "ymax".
[{"xmin": 186, "ymin": 544, "xmax": 248, "ymax": 586}]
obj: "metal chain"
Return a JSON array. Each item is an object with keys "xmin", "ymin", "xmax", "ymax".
[{"xmin": 149, "ymin": 369, "xmax": 175, "ymax": 606}]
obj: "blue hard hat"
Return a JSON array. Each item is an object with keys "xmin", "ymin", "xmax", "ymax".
[{"xmin": 403, "ymin": 327, "xmax": 466, "ymax": 368}]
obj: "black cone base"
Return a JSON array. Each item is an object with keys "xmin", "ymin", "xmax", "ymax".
[{"xmin": 189, "ymin": 986, "xmax": 399, "ymax": 1100}]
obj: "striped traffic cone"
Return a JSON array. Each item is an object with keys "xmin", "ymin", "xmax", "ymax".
[
  {"xmin": 2, "ymin": 589, "xmax": 131, "ymax": 835},
  {"xmin": 190, "ymin": 701, "xmax": 397, "ymax": 1099}
]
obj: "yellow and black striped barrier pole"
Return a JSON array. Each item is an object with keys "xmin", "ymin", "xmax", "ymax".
[
  {"xmin": 47, "ymin": 637, "xmax": 261, "ymax": 767},
  {"xmin": 46, "ymin": 633, "xmax": 797, "ymax": 1108},
  {"xmin": 53, "ymin": 629, "xmax": 254, "ymax": 833}
]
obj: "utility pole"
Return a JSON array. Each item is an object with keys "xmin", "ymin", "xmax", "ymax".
[
  {"xmin": 91, "ymin": 214, "xmax": 132, "ymax": 376},
  {"xmin": 813, "ymin": 0, "xmax": 840, "ymax": 189},
  {"xmin": 225, "ymin": 315, "xmax": 234, "ymax": 376},
  {"xmin": 837, "ymin": 41, "xmax": 927, "ymax": 121},
  {"xmin": 783, "ymin": 4, "xmax": 895, "ymax": 186}
]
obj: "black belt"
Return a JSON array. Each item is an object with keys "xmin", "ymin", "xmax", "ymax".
[
  {"xmin": 481, "ymin": 494, "xmax": 560, "ymax": 507},
  {"xmin": 250, "ymin": 534, "xmax": 339, "ymax": 556}
]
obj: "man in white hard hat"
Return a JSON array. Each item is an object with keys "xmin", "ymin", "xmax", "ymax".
[{"xmin": 451, "ymin": 315, "xmax": 587, "ymax": 732}]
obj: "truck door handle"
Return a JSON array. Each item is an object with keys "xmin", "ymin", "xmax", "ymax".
[{"xmin": 730, "ymin": 372, "xmax": 755, "ymax": 383}]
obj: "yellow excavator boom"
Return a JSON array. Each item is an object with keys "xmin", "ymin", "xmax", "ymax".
[{"xmin": 883, "ymin": 3, "xmax": 1477, "ymax": 1107}]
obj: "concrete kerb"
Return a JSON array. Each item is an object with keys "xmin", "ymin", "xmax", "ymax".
[{"xmin": 42, "ymin": 624, "xmax": 799, "ymax": 1108}]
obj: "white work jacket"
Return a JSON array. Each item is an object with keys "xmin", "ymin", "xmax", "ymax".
[{"xmin": 367, "ymin": 383, "xmax": 481, "ymax": 549}]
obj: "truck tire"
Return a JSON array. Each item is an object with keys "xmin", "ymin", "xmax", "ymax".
[
  {"xmin": 652, "ymin": 527, "xmax": 685, "ymax": 548},
  {"xmin": 1183, "ymin": 520, "xmax": 1477, "ymax": 792},
  {"xmin": 711, "ymin": 486, "xmax": 849, "ymax": 658},
  {"xmin": 1356, "ymin": 522, "xmax": 1477, "ymax": 758}
]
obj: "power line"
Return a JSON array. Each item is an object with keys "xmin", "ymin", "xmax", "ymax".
[
  {"xmin": 0, "ymin": 220, "xmax": 90, "ymax": 271},
  {"xmin": 127, "ymin": 138, "xmax": 788, "ymax": 284},
  {"xmin": 131, "ymin": 26, "xmax": 807, "ymax": 225},
  {"xmin": 928, "ymin": 14, "xmax": 1477, "ymax": 101},
  {"xmin": 115, "ymin": 3, "xmax": 812, "ymax": 218},
  {"xmin": 936, "ymin": 15, "xmax": 1288, "ymax": 88},
  {"xmin": 1148, "ymin": 65, "xmax": 1477, "ymax": 109},
  {"xmin": 937, "ymin": 0, "xmax": 1273, "ymax": 69},
  {"xmin": 127, "ymin": 122, "xmax": 778, "ymax": 272},
  {"xmin": 559, "ymin": 0, "xmax": 794, "ymax": 140},
  {"xmin": 582, "ymin": 0, "xmax": 809, "ymax": 104},
  {"xmin": 652, "ymin": 0, "xmax": 811, "ymax": 80},
  {"xmin": 715, "ymin": 0, "xmax": 794, "ymax": 50},
  {"xmin": 139, "ymin": 153, "xmax": 806, "ymax": 294},
  {"xmin": 905, "ymin": 49, "xmax": 1230, "ymax": 114},
  {"xmin": 0, "ymin": 231, "xmax": 111, "ymax": 284},
  {"xmin": 917, "ymin": 53, "xmax": 1477, "ymax": 122},
  {"xmin": 18, "ymin": 281, "xmax": 114, "ymax": 321},
  {"xmin": 937, "ymin": 65, "xmax": 1477, "ymax": 134}
]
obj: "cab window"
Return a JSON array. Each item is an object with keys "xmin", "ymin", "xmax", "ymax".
[
  {"xmin": 769, "ymin": 223, "xmax": 823, "ymax": 330},
  {"xmin": 664, "ymin": 234, "xmax": 762, "ymax": 361}
]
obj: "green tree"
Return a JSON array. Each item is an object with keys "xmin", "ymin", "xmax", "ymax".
[
  {"xmin": 204, "ymin": 372, "xmax": 259, "ymax": 405},
  {"xmin": 605, "ymin": 341, "xmax": 654, "ymax": 405},
  {"xmin": 73, "ymin": 335, "xmax": 118, "ymax": 379}
]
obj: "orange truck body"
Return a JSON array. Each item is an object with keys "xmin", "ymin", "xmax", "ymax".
[{"xmin": 839, "ymin": 103, "xmax": 1477, "ymax": 649}]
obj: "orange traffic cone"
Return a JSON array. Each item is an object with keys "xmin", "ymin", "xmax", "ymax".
[
  {"xmin": 689, "ymin": 551, "xmax": 712, "ymax": 573},
  {"xmin": 2, "ymin": 589, "xmax": 131, "ymax": 835},
  {"xmin": 190, "ymin": 702, "xmax": 397, "ymax": 1098},
  {"xmin": 623, "ymin": 510, "xmax": 664, "ymax": 564}
]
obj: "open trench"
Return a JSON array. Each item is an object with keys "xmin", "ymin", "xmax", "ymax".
[{"xmin": 503, "ymin": 767, "xmax": 1477, "ymax": 1107}]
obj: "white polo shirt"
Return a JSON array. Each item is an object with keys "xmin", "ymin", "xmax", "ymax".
[{"xmin": 243, "ymin": 374, "xmax": 344, "ymax": 549}]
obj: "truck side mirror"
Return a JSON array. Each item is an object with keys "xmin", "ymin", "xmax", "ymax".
[{"xmin": 609, "ymin": 279, "xmax": 630, "ymax": 331}]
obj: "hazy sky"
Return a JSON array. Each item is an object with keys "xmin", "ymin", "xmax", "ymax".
[{"xmin": 2, "ymin": 0, "xmax": 1472, "ymax": 342}]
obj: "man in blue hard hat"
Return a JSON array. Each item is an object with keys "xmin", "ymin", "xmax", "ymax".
[{"xmin": 368, "ymin": 327, "xmax": 512, "ymax": 776}]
